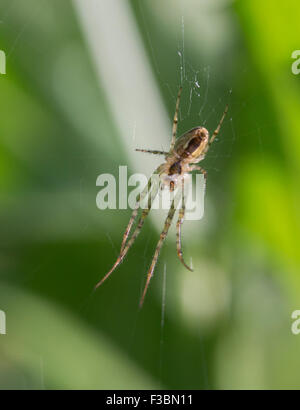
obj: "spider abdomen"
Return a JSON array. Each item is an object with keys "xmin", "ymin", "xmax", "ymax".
[
  {"xmin": 174, "ymin": 126, "xmax": 209, "ymax": 162},
  {"xmin": 181, "ymin": 136, "xmax": 202, "ymax": 158}
]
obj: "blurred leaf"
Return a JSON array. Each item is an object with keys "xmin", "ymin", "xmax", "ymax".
[{"xmin": 0, "ymin": 284, "xmax": 157, "ymax": 389}]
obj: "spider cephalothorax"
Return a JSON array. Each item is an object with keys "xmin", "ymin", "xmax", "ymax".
[{"xmin": 96, "ymin": 87, "xmax": 228, "ymax": 307}]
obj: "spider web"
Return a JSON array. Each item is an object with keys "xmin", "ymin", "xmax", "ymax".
[
  {"xmin": 76, "ymin": 0, "xmax": 241, "ymax": 389},
  {"xmin": 130, "ymin": 4, "xmax": 239, "ymax": 389}
]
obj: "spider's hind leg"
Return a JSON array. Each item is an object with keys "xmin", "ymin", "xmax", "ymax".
[
  {"xmin": 170, "ymin": 86, "xmax": 183, "ymax": 151},
  {"xmin": 204, "ymin": 104, "xmax": 228, "ymax": 153},
  {"xmin": 135, "ymin": 149, "xmax": 168, "ymax": 156}
]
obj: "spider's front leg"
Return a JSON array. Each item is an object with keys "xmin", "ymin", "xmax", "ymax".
[
  {"xmin": 139, "ymin": 191, "xmax": 180, "ymax": 307},
  {"xmin": 120, "ymin": 176, "xmax": 152, "ymax": 253},
  {"xmin": 175, "ymin": 165, "xmax": 207, "ymax": 272},
  {"xmin": 95, "ymin": 168, "xmax": 161, "ymax": 289},
  {"xmin": 176, "ymin": 179, "xmax": 193, "ymax": 272}
]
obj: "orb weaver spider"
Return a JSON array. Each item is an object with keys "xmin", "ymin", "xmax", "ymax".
[{"xmin": 96, "ymin": 87, "xmax": 228, "ymax": 307}]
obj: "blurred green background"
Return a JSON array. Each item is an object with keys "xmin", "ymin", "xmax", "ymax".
[{"xmin": 0, "ymin": 0, "xmax": 300, "ymax": 390}]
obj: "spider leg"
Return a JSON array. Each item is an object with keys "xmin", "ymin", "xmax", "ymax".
[
  {"xmin": 204, "ymin": 104, "xmax": 228, "ymax": 153},
  {"xmin": 135, "ymin": 149, "xmax": 168, "ymax": 156},
  {"xmin": 120, "ymin": 177, "xmax": 151, "ymax": 253},
  {"xmin": 95, "ymin": 171, "xmax": 160, "ymax": 290},
  {"xmin": 169, "ymin": 87, "xmax": 182, "ymax": 152},
  {"xmin": 188, "ymin": 165, "xmax": 207, "ymax": 179},
  {"xmin": 188, "ymin": 165, "xmax": 207, "ymax": 203},
  {"xmin": 120, "ymin": 165, "xmax": 162, "ymax": 252},
  {"xmin": 139, "ymin": 192, "xmax": 179, "ymax": 307},
  {"xmin": 176, "ymin": 179, "xmax": 193, "ymax": 272}
]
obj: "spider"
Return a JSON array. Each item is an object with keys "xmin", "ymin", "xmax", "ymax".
[{"xmin": 96, "ymin": 87, "xmax": 228, "ymax": 307}]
